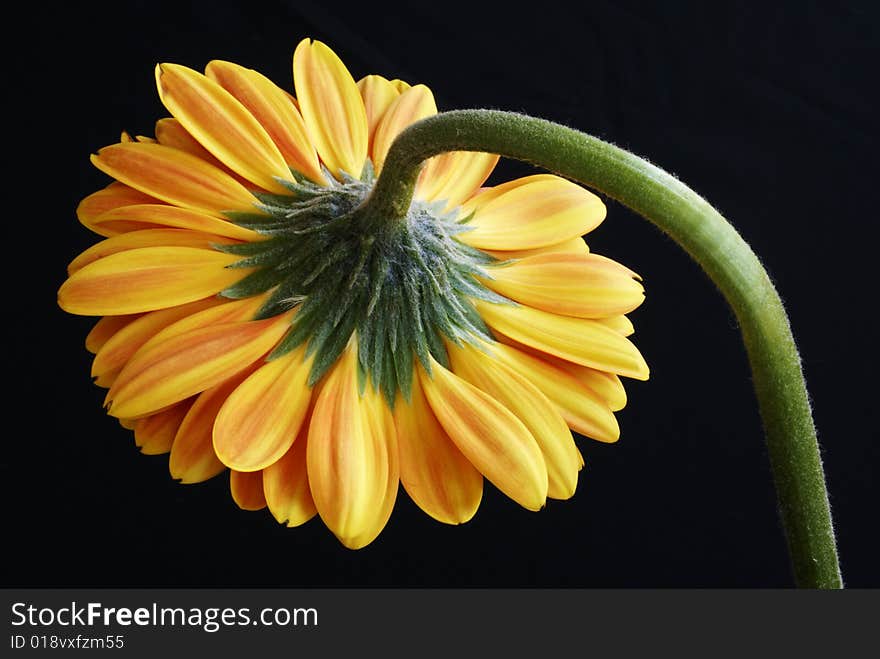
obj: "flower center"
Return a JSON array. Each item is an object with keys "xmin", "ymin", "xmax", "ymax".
[{"xmin": 218, "ymin": 165, "xmax": 508, "ymax": 404}]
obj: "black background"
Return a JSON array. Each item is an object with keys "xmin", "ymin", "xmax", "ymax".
[{"xmin": 7, "ymin": 1, "xmax": 877, "ymax": 587}]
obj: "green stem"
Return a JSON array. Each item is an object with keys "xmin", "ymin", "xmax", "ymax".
[{"xmin": 364, "ymin": 109, "xmax": 842, "ymax": 588}]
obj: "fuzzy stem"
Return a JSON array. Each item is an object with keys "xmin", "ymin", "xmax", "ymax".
[{"xmin": 363, "ymin": 109, "xmax": 841, "ymax": 588}]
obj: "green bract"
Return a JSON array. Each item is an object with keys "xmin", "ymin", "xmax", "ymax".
[{"xmin": 218, "ymin": 164, "xmax": 510, "ymax": 405}]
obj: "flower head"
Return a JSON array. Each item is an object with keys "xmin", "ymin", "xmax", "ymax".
[{"xmin": 59, "ymin": 38, "xmax": 648, "ymax": 548}]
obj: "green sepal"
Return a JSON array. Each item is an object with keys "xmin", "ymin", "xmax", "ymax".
[
  {"xmin": 256, "ymin": 278, "xmax": 303, "ymax": 320},
  {"xmin": 356, "ymin": 360, "xmax": 367, "ymax": 396},
  {"xmin": 220, "ymin": 267, "xmax": 282, "ymax": 299},
  {"xmin": 451, "ymin": 271, "xmax": 510, "ymax": 304},
  {"xmin": 307, "ymin": 309, "xmax": 359, "ymax": 387},
  {"xmin": 227, "ymin": 242, "xmax": 293, "ymax": 269},
  {"xmin": 223, "ymin": 211, "xmax": 274, "ymax": 227},
  {"xmin": 267, "ymin": 313, "xmax": 312, "ymax": 361},
  {"xmin": 379, "ymin": 337, "xmax": 398, "ymax": 407},
  {"xmin": 213, "ymin": 240, "xmax": 277, "ymax": 256},
  {"xmin": 392, "ymin": 344, "xmax": 414, "ymax": 403},
  {"xmin": 252, "ymin": 191, "xmax": 297, "ymax": 208}
]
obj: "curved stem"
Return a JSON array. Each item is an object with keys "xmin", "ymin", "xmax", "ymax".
[{"xmin": 363, "ymin": 109, "xmax": 842, "ymax": 588}]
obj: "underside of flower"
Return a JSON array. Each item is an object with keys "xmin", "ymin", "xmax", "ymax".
[
  {"xmin": 221, "ymin": 165, "xmax": 506, "ymax": 404},
  {"xmin": 57, "ymin": 37, "xmax": 649, "ymax": 549}
]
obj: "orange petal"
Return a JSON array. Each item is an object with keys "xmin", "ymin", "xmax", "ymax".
[
  {"xmin": 475, "ymin": 300, "xmax": 649, "ymax": 380},
  {"xmin": 495, "ymin": 332, "xmax": 628, "ymax": 412},
  {"xmin": 481, "ymin": 252, "xmax": 644, "ymax": 319},
  {"xmin": 293, "ymin": 39, "xmax": 368, "ymax": 179},
  {"xmin": 448, "ymin": 342, "xmax": 581, "ymax": 500},
  {"xmin": 306, "ymin": 343, "xmax": 395, "ymax": 548},
  {"xmin": 91, "ymin": 142, "xmax": 258, "ymax": 216},
  {"xmin": 371, "ymin": 85, "xmax": 437, "ymax": 171},
  {"xmin": 489, "ymin": 341, "xmax": 620, "ymax": 442},
  {"xmin": 357, "ymin": 75, "xmax": 400, "ymax": 146},
  {"xmin": 155, "ymin": 117, "xmax": 216, "ymax": 159},
  {"xmin": 58, "ymin": 246, "xmax": 245, "ymax": 316},
  {"xmin": 205, "ymin": 60, "xmax": 325, "ymax": 184},
  {"xmin": 263, "ymin": 426, "xmax": 317, "ymax": 527},
  {"xmin": 77, "ymin": 183, "xmax": 162, "ymax": 237},
  {"xmin": 156, "ymin": 63, "xmax": 290, "ymax": 193},
  {"xmin": 458, "ymin": 174, "xmax": 606, "ymax": 250},
  {"xmin": 213, "ymin": 345, "xmax": 313, "ymax": 472},
  {"xmin": 418, "ymin": 357, "xmax": 547, "ymax": 510},
  {"xmin": 230, "ymin": 470, "xmax": 267, "ymax": 511},
  {"xmin": 94, "ymin": 368, "xmax": 122, "ymax": 389},
  {"xmin": 136, "ymin": 296, "xmax": 266, "ymax": 351},
  {"xmin": 168, "ymin": 368, "xmax": 255, "ymax": 483},
  {"xmin": 68, "ymin": 229, "xmax": 239, "ymax": 275},
  {"xmin": 395, "ymin": 373, "xmax": 482, "ymax": 524},
  {"xmin": 107, "ymin": 312, "xmax": 292, "ymax": 419},
  {"xmin": 91, "ymin": 297, "xmax": 224, "ymax": 381},
  {"xmin": 415, "ymin": 151, "xmax": 499, "ymax": 211},
  {"xmin": 133, "ymin": 399, "xmax": 194, "ymax": 455},
  {"xmin": 85, "ymin": 314, "xmax": 142, "ymax": 354},
  {"xmin": 88, "ymin": 204, "xmax": 259, "ymax": 241}
]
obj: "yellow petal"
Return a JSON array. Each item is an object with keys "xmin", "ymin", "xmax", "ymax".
[
  {"xmin": 345, "ymin": 385, "xmax": 399, "ymax": 549},
  {"xmin": 263, "ymin": 426, "xmax": 317, "ymax": 527},
  {"xmin": 230, "ymin": 470, "xmax": 267, "ymax": 511},
  {"xmin": 418, "ymin": 358, "xmax": 547, "ymax": 510},
  {"xmin": 482, "ymin": 252, "xmax": 644, "ymax": 319},
  {"xmin": 561, "ymin": 366, "xmax": 626, "ymax": 412},
  {"xmin": 306, "ymin": 343, "xmax": 394, "ymax": 548},
  {"xmin": 77, "ymin": 183, "xmax": 162, "ymax": 237},
  {"xmin": 107, "ymin": 312, "xmax": 291, "ymax": 419},
  {"xmin": 458, "ymin": 174, "xmax": 606, "ymax": 250},
  {"xmin": 495, "ymin": 332, "xmax": 628, "ymax": 412},
  {"xmin": 371, "ymin": 84, "xmax": 437, "ymax": 171},
  {"xmin": 293, "ymin": 39, "xmax": 368, "ymax": 179},
  {"xmin": 169, "ymin": 369, "xmax": 255, "ymax": 483},
  {"xmin": 357, "ymin": 75, "xmax": 400, "ymax": 146},
  {"xmin": 394, "ymin": 374, "xmax": 482, "ymax": 524},
  {"xmin": 154, "ymin": 117, "xmax": 259, "ymax": 188},
  {"xmin": 389, "ymin": 79, "xmax": 411, "ymax": 93},
  {"xmin": 133, "ymin": 399, "xmax": 193, "ymax": 455},
  {"xmin": 91, "ymin": 142, "xmax": 258, "ymax": 216},
  {"xmin": 88, "ymin": 204, "xmax": 259, "ymax": 241},
  {"xmin": 448, "ymin": 342, "xmax": 580, "ymax": 500},
  {"xmin": 489, "ymin": 341, "xmax": 620, "ymax": 442},
  {"xmin": 597, "ymin": 315, "xmax": 635, "ymax": 336},
  {"xmin": 475, "ymin": 300, "xmax": 649, "ymax": 380},
  {"xmin": 213, "ymin": 345, "xmax": 313, "ymax": 472},
  {"xmin": 68, "ymin": 229, "xmax": 239, "ymax": 275},
  {"xmin": 415, "ymin": 151, "xmax": 499, "ymax": 211},
  {"xmin": 85, "ymin": 314, "xmax": 141, "ymax": 354},
  {"xmin": 58, "ymin": 246, "xmax": 244, "ymax": 316},
  {"xmin": 206, "ymin": 60, "xmax": 325, "ymax": 184},
  {"xmin": 91, "ymin": 297, "xmax": 224, "ymax": 381},
  {"xmin": 156, "ymin": 63, "xmax": 290, "ymax": 193},
  {"xmin": 483, "ymin": 237, "xmax": 589, "ymax": 261}
]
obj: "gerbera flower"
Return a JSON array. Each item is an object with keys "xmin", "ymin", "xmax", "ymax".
[{"xmin": 58, "ymin": 38, "xmax": 649, "ymax": 549}]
